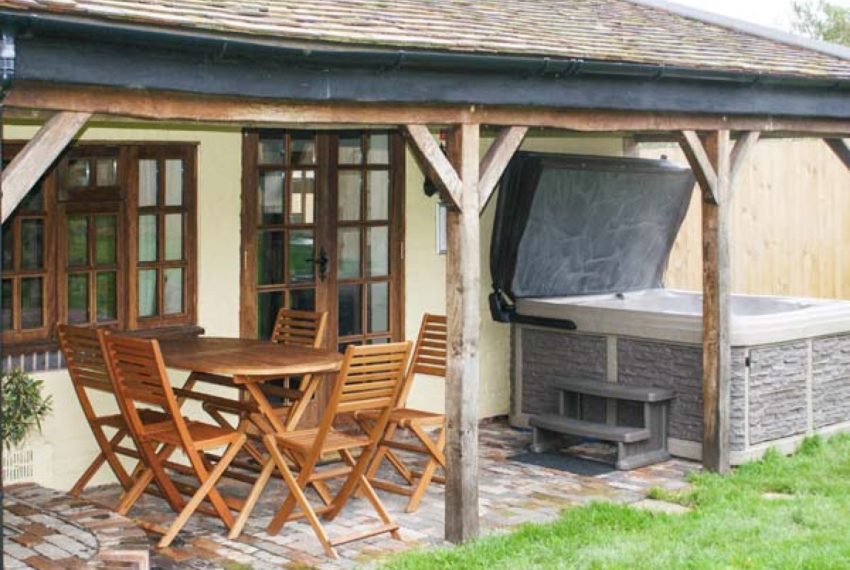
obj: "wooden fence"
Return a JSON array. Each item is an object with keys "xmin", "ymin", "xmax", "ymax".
[{"xmin": 639, "ymin": 139, "xmax": 850, "ymax": 300}]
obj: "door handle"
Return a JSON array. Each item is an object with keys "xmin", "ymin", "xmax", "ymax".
[{"xmin": 310, "ymin": 246, "xmax": 329, "ymax": 282}]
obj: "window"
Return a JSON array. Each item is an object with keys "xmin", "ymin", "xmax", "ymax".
[
  {"xmin": 1, "ymin": 142, "xmax": 197, "ymax": 353},
  {"xmin": 1, "ymin": 169, "xmax": 54, "ymax": 344},
  {"xmin": 132, "ymin": 148, "xmax": 196, "ymax": 329}
]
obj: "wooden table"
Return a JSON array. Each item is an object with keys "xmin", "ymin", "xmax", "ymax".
[
  {"xmin": 160, "ymin": 337, "xmax": 344, "ymax": 538},
  {"xmin": 160, "ymin": 337, "xmax": 343, "ymax": 433}
]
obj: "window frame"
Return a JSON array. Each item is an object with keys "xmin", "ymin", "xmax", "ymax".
[
  {"xmin": 1, "ymin": 140, "xmax": 199, "ymax": 354},
  {"xmin": 1, "ymin": 143, "xmax": 57, "ymax": 346},
  {"xmin": 127, "ymin": 144, "xmax": 198, "ymax": 330}
]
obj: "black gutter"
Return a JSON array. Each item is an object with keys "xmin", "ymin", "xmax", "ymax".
[{"xmin": 3, "ymin": 9, "xmax": 849, "ymax": 91}]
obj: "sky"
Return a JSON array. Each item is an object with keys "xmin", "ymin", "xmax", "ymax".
[{"xmin": 670, "ymin": 0, "xmax": 850, "ymax": 33}]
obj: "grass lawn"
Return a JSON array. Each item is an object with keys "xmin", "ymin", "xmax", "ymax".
[{"xmin": 383, "ymin": 435, "xmax": 850, "ymax": 569}]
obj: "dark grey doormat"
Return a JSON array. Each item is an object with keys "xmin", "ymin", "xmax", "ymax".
[{"xmin": 508, "ymin": 451, "xmax": 615, "ymax": 476}]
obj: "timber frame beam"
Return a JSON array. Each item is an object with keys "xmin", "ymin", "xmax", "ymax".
[
  {"xmin": 1, "ymin": 110, "xmax": 91, "ymax": 223},
  {"xmin": 478, "ymin": 126, "xmax": 528, "ymax": 212},
  {"xmin": 8, "ymin": 82, "xmax": 850, "ymax": 136},
  {"xmin": 404, "ymin": 125, "xmax": 462, "ymax": 210},
  {"xmin": 406, "ymin": 121, "xmax": 525, "ymax": 544},
  {"xmin": 678, "ymin": 129, "xmax": 760, "ymax": 474}
]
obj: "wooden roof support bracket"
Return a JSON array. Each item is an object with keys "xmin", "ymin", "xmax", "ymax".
[
  {"xmin": 824, "ymin": 137, "xmax": 850, "ymax": 170},
  {"xmin": 478, "ymin": 126, "xmax": 528, "ymax": 213},
  {"xmin": 1, "ymin": 111, "xmax": 91, "ymax": 223},
  {"xmin": 403, "ymin": 124, "xmax": 462, "ymax": 210},
  {"xmin": 729, "ymin": 131, "xmax": 761, "ymax": 189},
  {"xmin": 678, "ymin": 130, "xmax": 719, "ymax": 203}
]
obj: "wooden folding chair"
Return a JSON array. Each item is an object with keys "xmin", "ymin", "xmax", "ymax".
[
  {"xmin": 355, "ymin": 314, "xmax": 447, "ymax": 512},
  {"xmin": 232, "ymin": 342, "xmax": 412, "ymax": 559},
  {"xmin": 101, "ymin": 334, "xmax": 247, "ymax": 548},
  {"xmin": 57, "ymin": 324, "xmax": 169, "ymax": 512}
]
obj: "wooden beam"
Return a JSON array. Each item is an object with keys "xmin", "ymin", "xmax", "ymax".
[
  {"xmin": 679, "ymin": 131, "xmax": 718, "ymax": 203},
  {"xmin": 729, "ymin": 131, "xmax": 761, "ymax": 185},
  {"xmin": 1, "ymin": 111, "xmax": 90, "ymax": 223},
  {"xmin": 444, "ymin": 123, "xmax": 481, "ymax": 544},
  {"xmin": 701, "ymin": 130, "xmax": 733, "ymax": 475},
  {"xmin": 478, "ymin": 126, "xmax": 528, "ymax": 212},
  {"xmin": 824, "ymin": 138, "xmax": 850, "ymax": 169},
  {"xmin": 404, "ymin": 125, "xmax": 462, "ymax": 209},
  {"xmin": 7, "ymin": 82, "xmax": 850, "ymax": 136}
]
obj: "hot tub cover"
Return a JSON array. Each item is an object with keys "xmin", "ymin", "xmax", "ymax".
[{"xmin": 490, "ymin": 152, "xmax": 695, "ymax": 321}]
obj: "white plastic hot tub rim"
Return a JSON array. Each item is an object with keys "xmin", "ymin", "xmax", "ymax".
[{"xmin": 514, "ymin": 288, "xmax": 850, "ymax": 347}]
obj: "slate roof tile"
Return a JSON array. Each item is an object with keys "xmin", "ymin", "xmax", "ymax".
[{"xmin": 1, "ymin": 0, "xmax": 849, "ymax": 79}]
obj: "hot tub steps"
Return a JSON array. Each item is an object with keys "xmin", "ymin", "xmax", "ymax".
[
  {"xmin": 529, "ymin": 376, "xmax": 674, "ymax": 470},
  {"xmin": 530, "ymin": 415, "xmax": 649, "ymax": 443}
]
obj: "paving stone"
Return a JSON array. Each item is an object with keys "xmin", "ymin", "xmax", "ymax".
[
  {"xmin": 631, "ymin": 499, "xmax": 692, "ymax": 515},
  {"xmin": 22, "ymin": 555, "xmax": 67, "ymax": 570},
  {"xmin": 33, "ymin": 541, "xmax": 72, "ymax": 560},
  {"xmin": 3, "ymin": 541, "xmax": 38, "ymax": 560},
  {"xmin": 762, "ymin": 492, "xmax": 795, "ymax": 501},
  {"xmin": 3, "ymin": 554, "xmax": 29, "ymax": 569},
  {"xmin": 4, "ymin": 420, "xmax": 695, "ymax": 569}
]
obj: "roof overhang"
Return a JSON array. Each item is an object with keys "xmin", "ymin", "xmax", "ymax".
[{"xmin": 4, "ymin": 10, "xmax": 850, "ymax": 120}]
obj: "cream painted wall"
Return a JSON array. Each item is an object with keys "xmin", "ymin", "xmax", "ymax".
[
  {"xmin": 4, "ymin": 120, "xmax": 243, "ymax": 489},
  {"xmin": 2, "ymin": 121, "xmax": 621, "ymax": 490},
  {"xmin": 402, "ymin": 133, "xmax": 624, "ymax": 418}
]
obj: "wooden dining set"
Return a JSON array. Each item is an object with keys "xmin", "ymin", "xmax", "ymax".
[{"xmin": 56, "ymin": 310, "xmax": 448, "ymax": 559}]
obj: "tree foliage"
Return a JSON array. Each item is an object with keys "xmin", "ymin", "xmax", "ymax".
[{"xmin": 792, "ymin": 0, "xmax": 850, "ymax": 45}]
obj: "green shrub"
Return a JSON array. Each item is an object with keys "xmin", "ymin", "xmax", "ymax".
[{"xmin": 1, "ymin": 369, "xmax": 52, "ymax": 450}]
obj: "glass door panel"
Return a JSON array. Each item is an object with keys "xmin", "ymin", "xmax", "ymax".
[
  {"xmin": 334, "ymin": 132, "xmax": 396, "ymax": 350},
  {"xmin": 254, "ymin": 132, "xmax": 321, "ymax": 340}
]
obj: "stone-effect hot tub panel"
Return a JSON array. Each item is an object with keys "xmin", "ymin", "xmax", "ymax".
[{"xmin": 511, "ymin": 290, "xmax": 850, "ymax": 464}]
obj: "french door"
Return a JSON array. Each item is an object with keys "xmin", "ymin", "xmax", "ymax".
[{"xmin": 240, "ymin": 129, "xmax": 405, "ymax": 422}]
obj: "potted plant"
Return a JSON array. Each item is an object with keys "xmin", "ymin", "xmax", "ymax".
[{"xmin": 2, "ymin": 368, "xmax": 52, "ymax": 485}]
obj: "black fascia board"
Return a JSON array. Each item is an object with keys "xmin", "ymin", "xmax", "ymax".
[{"xmin": 5, "ymin": 11, "xmax": 850, "ymax": 119}]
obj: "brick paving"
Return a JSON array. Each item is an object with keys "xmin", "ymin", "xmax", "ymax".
[{"xmin": 3, "ymin": 419, "xmax": 697, "ymax": 569}]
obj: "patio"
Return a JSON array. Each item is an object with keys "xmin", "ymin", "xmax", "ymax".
[{"xmin": 3, "ymin": 420, "xmax": 696, "ymax": 569}]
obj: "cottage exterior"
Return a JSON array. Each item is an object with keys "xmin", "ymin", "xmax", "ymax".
[{"xmin": 2, "ymin": 0, "xmax": 850, "ymax": 543}]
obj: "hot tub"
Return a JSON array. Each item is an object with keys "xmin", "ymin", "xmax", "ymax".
[{"xmin": 511, "ymin": 289, "xmax": 850, "ymax": 464}]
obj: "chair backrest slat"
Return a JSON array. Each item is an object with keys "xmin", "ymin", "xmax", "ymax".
[
  {"xmin": 396, "ymin": 314, "xmax": 447, "ymax": 406},
  {"xmin": 309, "ymin": 342, "xmax": 410, "ymax": 453},
  {"xmin": 271, "ymin": 309, "xmax": 328, "ymax": 348},
  {"xmin": 57, "ymin": 324, "xmax": 113, "ymax": 394},
  {"xmin": 102, "ymin": 335, "xmax": 177, "ymax": 417}
]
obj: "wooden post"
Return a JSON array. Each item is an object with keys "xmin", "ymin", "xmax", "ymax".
[
  {"xmin": 700, "ymin": 130, "xmax": 732, "ymax": 474},
  {"xmin": 444, "ymin": 123, "xmax": 481, "ymax": 543}
]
